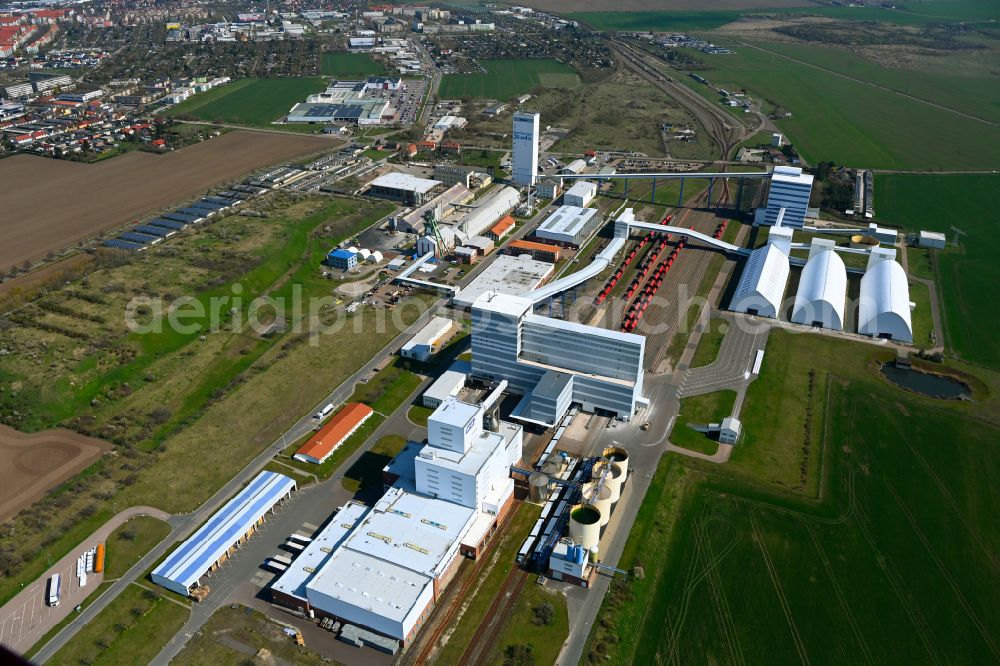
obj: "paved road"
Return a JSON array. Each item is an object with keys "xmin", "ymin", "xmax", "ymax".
[
  {"xmin": 0, "ymin": 506, "xmax": 171, "ymax": 656},
  {"xmin": 31, "ymin": 304, "xmax": 444, "ymax": 664},
  {"xmin": 677, "ymin": 316, "xmax": 769, "ymax": 398}
]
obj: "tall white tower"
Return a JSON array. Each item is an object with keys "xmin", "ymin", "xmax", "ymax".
[{"xmin": 512, "ymin": 111, "xmax": 540, "ymax": 187}]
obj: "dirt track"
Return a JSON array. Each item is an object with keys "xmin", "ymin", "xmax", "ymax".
[
  {"xmin": 0, "ymin": 130, "xmax": 332, "ymax": 270},
  {"xmin": 0, "ymin": 425, "xmax": 112, "ymax": 523}
]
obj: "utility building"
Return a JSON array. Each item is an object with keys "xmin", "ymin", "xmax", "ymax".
[
  {"xmin": 858, "ymin": 249, "xmax": 912, "ymax": 343},
  {"xmin": 791, "ymin": 239, "xmax": 847, "ymax": 330},
  {"xmin": 534, "ymin": 205, "xmax": 599, "ymax": 247},
  {"xmin": 366, "ymin": 173, "xmax": 442, "ymax": 206},
  {"xmin": 511, "ymin": 111, "xmax": 539, "ymax": 187},
  {"xmin": 762, "ymin": 166, "xmax": 814, "ymax": 228},
  {"xmin": 562, "ymin": 180, "xmax": 596, "ymax": 208}
]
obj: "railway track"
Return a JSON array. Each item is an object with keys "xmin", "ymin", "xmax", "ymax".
[
  {"xmin": 458, "ymin": 568, "xmax": 529, "ymax": 665},
  {"xmin": 610, "ymin": 40, "xmax": 747, "ymax": 160}
]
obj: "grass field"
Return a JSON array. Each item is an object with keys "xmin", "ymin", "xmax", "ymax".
[
  {"xmin": 105, "ymin": 516, "xmax": 171, "ymax": 579},
  {"xmin": 875, "ymin": 173, "xmax": 1000, "ymax": 369},
  {"xmin": 585, "ymin": 330, "xmax": 1000, "ymax": 664},
  {"xmin": 166, "ymin": 77, "xmax": 328, "ymax": 126},
  {"xmin": 439, "ymin": 60, "xmax": 580, "ymax": 100},
  {"xmin": 320, "ymin": 52, "xmax": 390, "ymax": 77},
  {"xmin": 570, "ymin": 10, "xmax": 743, "ymax": 31},
  {"xmin": 486, "ymin": 584, "xmax": 568, "ymax": 666},
  {"xmin": 174, "ymin": 605, "xmax": 332, "ymax": 665},
  {"xmin": 48, "ymin": 584, "xmax": 188, "ymax": 666},
  {"xmin": 689, "ymin": 317, "xmax": 727, "ymax": 368},
  {"xmin": 681, "ymin": 44, "xmax": 1000, "ymax": 169},
  {"xmin": 670, "ymin": 390, "xmax": 736, "ymax": 454},
  {"xmin": 0, "ymin": 195, "xmax": 431, "ymax": 605}
]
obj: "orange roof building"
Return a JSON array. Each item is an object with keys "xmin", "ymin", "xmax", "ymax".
[
  {"xmin": 508, "ymin": 239, "xmax": 561, "ymax": 263},
  {"xmin": 486, "ymin": 215, "xmax": 515, "ymax": 240},
  {"xmin": 293, "ymin": 403, "xmax": 374, "ymax": 464}
]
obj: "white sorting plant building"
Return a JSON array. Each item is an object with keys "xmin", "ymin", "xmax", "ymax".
[
  {"xmin": 791, "ymin": 239, "xmax": 847, "ymax": 331},
  {"xmin": 858, "ymin": 249, "xmax": 913, "ymax": 343}
]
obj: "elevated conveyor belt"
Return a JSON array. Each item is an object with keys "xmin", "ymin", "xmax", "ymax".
[
  {"xmin": 394, "ymin": 251, "xmax": 460, "ymax": 295},
  {"xmin": 526, "ymin": 220, "xmax": 747, "ymax": 303}
]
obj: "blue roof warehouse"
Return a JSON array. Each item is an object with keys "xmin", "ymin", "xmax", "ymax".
[{"xmin": 151, "ymin": 471, "xmax": 296, "ymax": 597}]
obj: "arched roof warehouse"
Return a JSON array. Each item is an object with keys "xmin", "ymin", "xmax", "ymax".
[
  {"xmin": 858, "ymin": 259, "xmax": 913, "ymax": 343},
  {"xmin": 791, "ymin": 247, "xmax": 847, "ymax": 331}
]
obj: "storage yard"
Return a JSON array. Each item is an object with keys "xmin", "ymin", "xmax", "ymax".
[
  {"xmin": 0, "ymin": 130, "xmax": 331, "ymax": 269},
  {"xmin": 0, "ymin": 425, "xmax": 111, "ymax": 523}
]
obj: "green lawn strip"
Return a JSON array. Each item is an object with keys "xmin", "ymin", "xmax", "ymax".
[
  {"xmin": 321, "ymin": 52, "xmax": 390, "ymax": 77},
  {"xmin": 430, "ymin": 502, "xmax": 541, "ymax": 664},
  {"xmin": 905, "ymin": 246, "xmax": 935, "ymax": 281},
  {"xmin": 439, "ymin": 59, "xmax": 579, "ymax": 99},
  {"xmin": 875, "ymin": 173, "xmax": 1000, "ymax": 368},
  {"xmin": 670, "ymin": 390, "xmax": 737, "ymax": 455},
  {"xmin": 104, "ymin": 516, "xmax": 172, "ymax": 579},
  {"xmin": 486, "ymin": 584, "xmax": 569, "ymax": 666},
  {"xmin": 341, "ymin": 434, "xmax": 407, "ymax": 494},
  {"xmin": 166, "ymin": 77, "xmax": 329, "ymax": 126},
  {"xmin": 408, "ymin": 404, "xmax": 434, "ymax": 427},
  {"xmin": 689, "ymin": 317, "xmax": 727, "ymax": 368},
  {"xmin": 46, "ymin": 583, "xmax": 189, "ymax": 666},
  {"xmin": 908, "ymin": 279, "xmax": 935, "ymax": 349},
  {"xmin": 172, "ymin": 604, "xmax": 332, "ymax": 665},
  {"xmin": 24, "ymin": 581, "xmax": 113, "ymax": 659}
]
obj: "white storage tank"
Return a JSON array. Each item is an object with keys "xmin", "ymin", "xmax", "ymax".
[
  {"xmin": 568, "ymin": 504, "xmax": 602, "ymax": 550},
  {"xmin": 592, "ymin": 460, "xmax": 625, "ymax": 504},
  {"xmin": 602, "ymin": 446, "xmax": 630, "ymax": 484},
  {"xmin": 582, "ymin": 481, "xmax": 614, "ymax": 527}
]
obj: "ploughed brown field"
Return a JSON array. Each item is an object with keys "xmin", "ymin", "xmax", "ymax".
[
  {"xmin": 0, "ymin": 425, "xmax": 112, "ymax": 523},
  {"xmin": 0, "ymin": 129, "xmax": 332, "ymax": 270}
]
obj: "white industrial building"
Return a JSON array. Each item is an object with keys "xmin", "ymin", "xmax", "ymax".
[
  {"xmin": 917, "ymin": 230, "xmax": 946, "ymax": 249},
  {"xmin": 791, "ymin": 239, "xmax": 847, "ymax": 330},
  {"xmin": 858, "ymin": 249, "xmax": 913, "ymax": 343},
  {"xmin": 471, "ymin": 291, "xmax": 647, "ymax": 425},
  {"xmin": 511, "ymin": 111, "xmax": 539, "ymax": 187},
  {"xmin": 367, "ymin": 173, "xmax": 442, "ymax": 206},
  {"xmin": 762, "ymin": 166, "xmax": 814, "ymax": 229},
  {"xmin": 422, "ymin": 360, "xmax": 471, "ymax": 407},
  {"xmin": 270, "ymin": 390, "xmax": 522, "ymax": 647},
  {"xmin": 562, "ymin": 180, "xmax": 597, "ymax": 208},
  {"xmin": 453, "ymin": 254, "xmax": 553, "ymax": 308},
  {"xmin": 561, "ymin": 159, "xmax": 586, "ymax": 175},
  {"xmin": 534, "ymin": 205, "xmax": 600, "ymax": 247},
  {"xmin": 456, "ymin": 186, "xmax": 521, "ymax": 238},
  {"xmin": 401, "ymin": 316, "xmax": 457, "ymax": 362}
]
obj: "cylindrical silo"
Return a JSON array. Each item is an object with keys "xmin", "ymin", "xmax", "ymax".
[
  {"xmin": 582, "ymin": 481, "xmax": 613, "ymax": 527},
  {"xmin": 528, "ymin": 473, "xmax": 549, "ymax": 503},
  {"xmin": 589, "ymin": 545, "xmax": 600, "ymax": 564},
  {"xmin": 568, "ymin": 504, "xmax": 602, "ymax": 550},
  {"xmin": 592, "ymin": 460, "xmax": 625, "ymax": 503},
  {"xmin": 602, "ymin": 446, "xmax": 630, "ymax": 484}
]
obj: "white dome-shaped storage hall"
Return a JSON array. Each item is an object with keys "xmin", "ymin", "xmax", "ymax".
[
  {"xmin": 791, "ymin": 241, "xmax": 847, "ymax": 330},
  {"xmin": 858, "ymin": 258, "xmax": 912, "ymax": 343},
  {"xmin": 729, "ymin": 243, "xmax": 790, "ymax": 319}
]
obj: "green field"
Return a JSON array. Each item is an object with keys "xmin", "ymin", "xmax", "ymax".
[
  {"xmin": 670, "ymin": 390, "xmax": 736, "ymax": 454},
  {"xmin": 585, "ymin": 330, "xmax": 1000, "ymax": 664},
  {"xmin": 320, "ymin": 52, "xmax": 390, "ymax": 77},
  {"xmin": 738, "ymin": 41, "xmax": 1000, "ymax": 125},
  {"xmin": 166, "ymin": 77, "xmax": 328, "ymax": 126},
  {"xmin": 682, "ymin": 44, "xmax": 1000, "ymax": 169},
  {"xmin": 48, "ymin": 584, "xmax": 189, "ymax": 666},
  {"xmin": 875, "ymin": 173, "xmax": 1000, "ymax": 369},
  {"xmin": 568, "ymin": 1, "xmax": 998, "ymax": 32},
  {"xmin": 104, "ymin": 516, "xmax": 172, "ymax": 579},
  {"xmin": 439, "ymin": 60, "xmax": 580, "ymax": 100}
]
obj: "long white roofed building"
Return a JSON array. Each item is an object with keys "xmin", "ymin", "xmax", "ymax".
[
  {"xmin": 858, "ymin": 249, "xmax": 913, "ymax": 343},
  {"xmin": 791, "ymin": 239, "xmax": 847, "ymax": 330},
  {"xmin": 729, "ymin": 226, "xmax": 792, "ymax": 318}
]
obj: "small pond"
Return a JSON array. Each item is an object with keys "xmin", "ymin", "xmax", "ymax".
[{"xmin": 881, "ymin": 363, "xmax": 969, "ymax": 400}]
